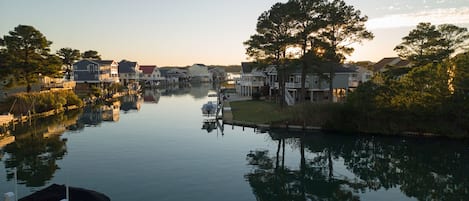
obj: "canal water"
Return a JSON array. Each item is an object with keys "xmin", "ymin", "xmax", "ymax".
[{"xmin": 1, "ymin": 84, "xmax": 468, "ymax": 201}]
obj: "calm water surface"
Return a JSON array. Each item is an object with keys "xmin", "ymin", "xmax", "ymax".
[{"xmin": 1, "ymin": 84, "xmax": 468, "ymax": 201}]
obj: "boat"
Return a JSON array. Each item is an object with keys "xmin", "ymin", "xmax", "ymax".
[
  {"xmin": 201, "ymin": 101, "xmax": 217, "ymax": 115},
  {"xmin": 18, "ymin": 184, "xmax": 110, "ymax": 201}
]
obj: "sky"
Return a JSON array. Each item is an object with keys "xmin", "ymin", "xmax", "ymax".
[{"xmin": 1, "ymin": 0, "xmax": 468, "ymax": 66}]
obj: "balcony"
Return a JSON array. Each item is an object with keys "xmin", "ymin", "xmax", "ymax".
[{"xmin": 239, "ymin": 81, "xmax": 264, "ymax": 87}]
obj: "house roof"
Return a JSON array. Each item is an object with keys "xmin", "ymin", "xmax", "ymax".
[
  {"xmin": 373, "ymin": 57, "xmax": 410, "ymax": 72},
  {"xmin": 241, "ymin": 62, "xmax": 256, "ymax": 73},
  {"xmin": 139, "ymin": 65, "xmax": 157, "ymax": 75},
  {"xmin": 118, "ymin": 60, "xmax": 138, "ymax": 73},
  {"xmin": 287, "ymin": 63, "xmax": 356, "ymax": 74},
  {"xmin": 93, "ymin": 60, "xmax": 115, "ymax": 66}
]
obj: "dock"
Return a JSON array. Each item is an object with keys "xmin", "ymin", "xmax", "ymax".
[{"xmin": 0, "ymin": 113, "xmax": 14, "ymax": 126}]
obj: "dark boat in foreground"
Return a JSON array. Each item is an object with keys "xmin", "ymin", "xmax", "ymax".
[{"xmin": 18, "ymin": 184, "xmax": 110, "ymax": 201}]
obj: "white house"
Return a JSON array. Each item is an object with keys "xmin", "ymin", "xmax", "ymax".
[
  {"xmin": 139, "ymin": 65, "xmax": 164, "ymax": 87},
  {"xmin": 237, "ymin": 62, "xmax": 266, "ymax": 97},
  {"xmin": 188, "ymin": 64, "xmax": 212, "ymax": 83}
]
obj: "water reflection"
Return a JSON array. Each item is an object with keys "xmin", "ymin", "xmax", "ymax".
[
  {"xmin": 245, "ymin": 130, "xmax": 469, "ymax": 201},
  {"xmin": 161, "ymin": 83, "xmax": 191, "ymax": 97},
  {"xmin": 143, "ymin": 89, "xmax": 161, "ymax": 103},
  {"xmin": 120, "ymin": 94, "xmax": 143, "ymax": 113},
  {"xmin": 2, "ymin": 111, "xmax": 80, "ymax": 187},
  {"xmin": 160, "ymin": 82, "xmax": 215, "ymax": 99}
]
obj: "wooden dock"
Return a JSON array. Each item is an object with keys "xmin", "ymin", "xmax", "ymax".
[{"xmin": 0, "ymin": 113, "xmax": 14, "ymax": 126}]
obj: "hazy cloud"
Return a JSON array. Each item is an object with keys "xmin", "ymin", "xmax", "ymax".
[{"xmin": 367, "ymin": 7, "xmax": 469, "ymax": 29}]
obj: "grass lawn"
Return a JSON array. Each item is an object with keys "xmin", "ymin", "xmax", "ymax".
[{"xmin": 230, "ymin": 100, "xmax": 290, "ymax": 124}]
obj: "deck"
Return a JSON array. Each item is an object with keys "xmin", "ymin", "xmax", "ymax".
[{"xmin": 0, "ymin": 114, "xmax": 13, "ymax": 125}]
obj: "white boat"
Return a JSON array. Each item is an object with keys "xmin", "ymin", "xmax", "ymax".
[{"xmin": 201, "ymin": 101, "xmax": 217, "ymax": 115}]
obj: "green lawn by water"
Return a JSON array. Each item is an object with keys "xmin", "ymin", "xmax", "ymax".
[{"xmin": 230, "ymin": 100, "xmax": 290, "ymax": 124}]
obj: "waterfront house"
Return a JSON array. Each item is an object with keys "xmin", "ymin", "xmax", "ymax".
[
  {"xmin": 188, "ymin": 64, "xmax": 212, "ymax": 83},
  {"xmin": 373, "ymin": 57, "xmax": 411, "ymax": 72},
  {"xmin": 118, "ymin": 60, "xmax": 142, "ymax": 86},
  {"xmin": 139, "ymin": 65, "xmax": 164, "ymax": 87},
  {"xmin": 237, "ymin": 62, "xmax": 267, "ymax": 97},
  {"xmin": 265, "ymin": 64, "xmax": 358, "ymax": 104},
  {"xmin": 39, "ymin": 76, "xmax": 76, "ymax": 90},
  {"xmin": 344, "ymin": 64, "xmax": 373, "ymax": 85},
  {"xmin": 72, "ymin": 59, "xmax": 119, "ymax": 93},
  {"xmin": 159, "ymin": 67, "xmax": 189, "ymax": 84}
]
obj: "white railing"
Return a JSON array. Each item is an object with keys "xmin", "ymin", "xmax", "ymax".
[
  {"xmin": 238, "ymin": 81, "xmax": 264, "ymax": 87},
  {"xmin": 285, "ymin": 88, "xmax": 295, "ymax": 106}
]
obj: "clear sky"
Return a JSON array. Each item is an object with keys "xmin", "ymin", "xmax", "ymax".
[{"xmin": 1, "ymin": 0, "xmax": 468, "ymax": 66}]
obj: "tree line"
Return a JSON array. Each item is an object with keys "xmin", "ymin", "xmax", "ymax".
[
  {"xmin": 0, "ymin": 25, "xmax": 102, "ymax": 92},
  {"xmin": 246, "ymin": 1, "xmax": 469, "ymax": 136}
]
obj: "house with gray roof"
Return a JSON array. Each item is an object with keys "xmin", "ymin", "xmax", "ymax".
[
  {"xmin": 72, "ymin": 59, "xmax": 119, "ymax": 93},
  {"xmin": 159, "ymin": 67, "xmax": 189, "ymax": 84},
  {"xmin": 265, "ymin": 64, "xmax": 359, "ymax": 105},
  {"xmin": 118, "ymin": 60, "xmax": 141, "ymax": 85},
  {"xmin": 237, "ymin": 62, "xmax": 267, "ymax": 97}
]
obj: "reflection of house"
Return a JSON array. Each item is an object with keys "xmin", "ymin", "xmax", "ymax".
[
  {"xmin": 72, "ymin": 59, "xmax": 120, "ymax": 92},
  {"xmin": 77, "ymin": 107, "xmax": 103, "ymax": 126},
  {"xmin": 139, "ymin": 65, "xmax": 164, "ymax": 87},
  {"xmin": 118, "ymin": 60, "xmax": 141, "ymax": 86},
  {"xmin": 120, "ymin": 94, "xmax": 143, "ymax": 112},
  {"xmin": 237, "ymin": 62, "xmax": 266, "ymax": 96},
  {"xmin": 188, "ymin": 64, "xmax": 212, "ymax": 83},
  {"xmin": 143, "ymin": 89, "xmax": 161, "ymax": 103},
  {"xmin": 373, "ymin": 57, "xmax": 411, "ymax": 72},
  {"xmin": 102, "ymin": 101, "xmax": 121, "ymax": 122}
]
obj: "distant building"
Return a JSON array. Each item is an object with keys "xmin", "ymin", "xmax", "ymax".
[
  {"xmin": 188, "ymin": 64, "xmax": 212, "ymax": 83},
  {"xmin": 139, "ymin": 65, "xmax": 164, "ymax": 87},
  {"xmin": 159, "ymin": 67, "xmax": 189, "ymax": 84}
]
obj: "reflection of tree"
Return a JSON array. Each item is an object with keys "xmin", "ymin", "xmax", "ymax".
[
  {"xmin": 338, "ymin": 137, "xmax": 469, "ymax": 201},
  {"xmin": 2, "ymin": 112, "xmax": 76, "ymax": 187},
  {"xmin": 245, "ymin": 138, "xmax": 361, "ymax": 201},
  {"xmin": 246, "ymin": 131, "xmax": 469, "ymax": 201}
]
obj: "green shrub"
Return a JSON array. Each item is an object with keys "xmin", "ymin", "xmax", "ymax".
[{"xmin": 8, "ymin": 90, "xmax": 83, "ymax": 115}]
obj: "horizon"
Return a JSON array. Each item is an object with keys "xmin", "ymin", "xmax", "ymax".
[{"xmin": 1, "ymin": 0, "xmax": 468, "ymax": 66}]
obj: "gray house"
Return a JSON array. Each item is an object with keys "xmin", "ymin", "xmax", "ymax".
[
  {"xmin": 265, "ymin": 64, "xmax": 358, "ymax": 104},
  {"xmin": 118, "ymin": 60, "xmax": 141, "ymax": 85},
  {"xmin": 72, "ymin": 59, "xmax": 119, "ymax": 92}
]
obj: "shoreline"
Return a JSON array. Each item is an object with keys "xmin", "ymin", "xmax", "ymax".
[{"xmin": 222, "ymin": 98, "xmax": 457, "ymax": 139}]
